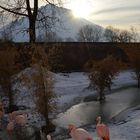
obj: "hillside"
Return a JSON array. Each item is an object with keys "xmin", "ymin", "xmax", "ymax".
[{"xmin": 0, "ymin": 4, "xmax": 102, "ymax": 42}]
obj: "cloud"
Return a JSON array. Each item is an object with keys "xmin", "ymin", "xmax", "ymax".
[
  {"xmin": 93, "ymin": 15, "xmax": 139, "ymax": 26},
  {"xmin": 93, "ymin": 6, "xmax": 140, "ymax": 15}
]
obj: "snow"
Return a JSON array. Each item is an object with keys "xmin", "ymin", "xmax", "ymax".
[
  {"xmin": 52, "ymin": 70, "xmax": 140, "ymax": 140},
  {"xmin": 0, "ymin": 69, "xmax": 140, "ymax": 140},
  {"xmin": 112, "ymin": 70, "xmax": 136, "ymax": 87},
  {"xmin": 102, "ymin": 106, "xmax": 140, "ymax": 140},
  {"xmin": 12, "ymin": 69, "xmax": 137, "ymax": 115},
  {"xmin": 54, "ymin": 71, "xmax": 136, "ymax": 112},
  {"xmin": 65, "ymin": 106, "xmax": 140, "ymax": 140},
  {"xmin": 0, "ymin": 5, "xmax": 102, "ymax": 42},
  {"xmin": 53, "ymin": 87, "xmax": 140, "ymax": 127}
]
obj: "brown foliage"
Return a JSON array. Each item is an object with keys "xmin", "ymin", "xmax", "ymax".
[
  {"xmin": 28, "ymin": 44, "xmax": 56, "ymax": 129},
  {"xmin": 89, "ymin": 56, "xmax": 123, "ymax": 101},
  {"xmin": 0, "ymin": 46, "xmax": 20, "ymax": 106},
  {"xmin": 1, "ymin": 42, "xmax": 136, "ymax": 72},
  {"xmin": 33, "ymin": 65, "xmax": 56, "ymax": 121},
  {"xmin": 17, "ymin": 45, "xmax": 34, "ymax": 69},
  {"xmin": 18, "ymin": 44, "xmax": 56, "ymax": 131},
  {"xmin": 125, "ymin": 47, "xmax": 140, "ymax": 88},
  {"xmin": 47, "ymin": 44, "xmax": 64, "ymax": 72}
]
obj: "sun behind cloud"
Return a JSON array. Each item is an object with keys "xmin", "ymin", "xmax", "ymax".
[{"xmin": 69, "ymin": 0, "xmax": 93, "ymax": 19}]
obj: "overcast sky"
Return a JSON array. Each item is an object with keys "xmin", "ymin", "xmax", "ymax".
[
  {"xmin": 64, "ymin": 0, "xmax": 140, "ymax": 31},
  {"xmin": 1, "ymin": 0, "xmax": 139, "ymax": 31}
]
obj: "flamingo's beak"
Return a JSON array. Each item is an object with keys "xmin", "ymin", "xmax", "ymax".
[
  {"xmin": 68, "ymin": 126, "xmax": 73, "ymax": 134},
  {"xmin": 96, "ymin": 119, "xmax": 98, "ymax": 124},
  {"xmin": 96, "ymin": 116, "xmax": 101, "ymax": 124}
]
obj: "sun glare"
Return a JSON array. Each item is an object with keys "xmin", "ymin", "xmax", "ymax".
[{"xmin": 69, "ymin": 0, "xmax": 92, "ymax": 19}]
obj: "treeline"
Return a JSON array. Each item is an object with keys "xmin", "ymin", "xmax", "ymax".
[
  {"xmin": 46, "ymin": 43, "xmax": 128, "ymax": 72},
  {"xmin": 0, "ymin": 42, "xmax": 140, "ymax": 72},
  {"xmin": 36, "ymin": 25, "xmax": 140, "ymax": 42},
  {"xmin": 76, "ymin": 25, "xmax": 139, "ymax": 42}
]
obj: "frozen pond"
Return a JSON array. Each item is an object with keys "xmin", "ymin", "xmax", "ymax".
[{"xmin": 53, "ymin": 87, "xmax": 140, "ymax": 128}]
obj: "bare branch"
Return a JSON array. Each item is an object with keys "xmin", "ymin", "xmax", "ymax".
[
  {"xmin": 25, "ymin": 0, "xmax": 32, "ymax": 16},
  {"xmin": 33, "ymin": 0, "xmax": 38, "ymax": 17},
  {"xmin": 0, "ymin": 4, "xmax": 28, "ymax": 16}
]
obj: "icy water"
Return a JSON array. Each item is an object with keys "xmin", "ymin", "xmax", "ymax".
[{"xmin": 53, "ymin": 87, "xmax": 140, "ymax": 128}]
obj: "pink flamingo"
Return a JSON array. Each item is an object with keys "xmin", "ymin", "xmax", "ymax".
[
  {"xmin": 14, "ymin": 114, "xmax": 27, "ymax": 126},
  {"xmin": 9, "ymin": 112, "xmax": 15, "ymax": 121},
  {"xmin": 96, "ymin": 116, "xmax": 110, "ymax": 140},
  {"xmin": 7, "ymin": 113, "xmax": 27, "ymax": 139},
  {"xmin": 0, "ymin": 102, "xmax": 4, "ymax": 140},
  {"xmin": 47, "ymin": 134, "xmax": 51, "ymax": 140},
  {"xmin": 9, "ymin": 111, "xmax": 27, "ymax": 120},
  {"xmin": 0, "ymin": 102, "xmax": 4, "ymax": 119},
  {"xmin": 68, "ymin": 124, "xmax": 93, "ymax": 140},
  {"xmin": 8, "ymin": 112, "xmax": 27, "ymax": 127},
  {"xmin": 6, "ymin": 121, "xmax": 15, "ymax": 139},
  {"xmin": 0, "ymin": 111, "xmax": 4, "ymax": 119}
]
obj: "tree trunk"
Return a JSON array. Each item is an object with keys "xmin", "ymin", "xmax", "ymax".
[
  {"xmin": 7, "ymin": 82, "xmax": 13, "ymax": 107},
  {"xmin": 35, "ymin": 130, "xmax": 41, "ymax": 140},
  {"xmin": 137, "ymin": 73, "xmax": 140, "ymax": 88},
  {"xmin": 99, "ymin": 90, "xmax": 105, "ymax": 103},
  {"xmin": 8, "ymin": 92, "xmax": 13, "ymax": 107},
  {"xmin": 45, "ymin": 112, "xmax": 49, "ymax": 128},
  {"xmin": 26, "ymin": 0, "xmax": 38, "ymax": 43},
  {"xmin": 41, "ymin": 65, "xmax": 51, "ymax": 134},
  {"xmin": 29, "ymin": 18, "xmax": 36, "ymax": 43},
  {"xmin": 138, "ymin": 78, "xmax": 140, "ymax": 88}
]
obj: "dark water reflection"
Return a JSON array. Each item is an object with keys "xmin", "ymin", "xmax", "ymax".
[{"xmin": 53, "ymin": 87, "xmax": 140, "ymax": 128}]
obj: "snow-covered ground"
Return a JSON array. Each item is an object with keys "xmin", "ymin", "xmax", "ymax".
[
  {"xmin": 66, "ymin": 105, "xmax": 140, "ymax": 140},
  {"xmin": 12, "ymin": 69, "xmax": 136, "ymax": 113},
  {"xmin": 54, "ymin": 70, "xmax": 136, "ymax": 112},
  {"xmin": 51, "ymin": 70, "xmax": 140, "ymax": 140},
  {"xmin": 1, "ymin": 69, "xmax": 140, "ymax": 140},
  {"xmin": 53, "ymin": 70, "xmax": 140, "ymax": 140}
]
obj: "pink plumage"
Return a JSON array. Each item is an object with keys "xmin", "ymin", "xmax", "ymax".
[
  {"xmin": 96, "ymin": 116, "xmax": 110, "ymax": 140},
  {"xmin": 0, "ymin": 102, "xmax": 4, "ymax": 119},
  {"xmin": 68, "ymin": 124, "xmax": 93, "ymax": 140},
  {"xmin": 9, "ymin": 111, "xmax": 27, "ymax": 120},
  {"xmin": 0, "ymin": 111, "xmax": 4, "ymax": 118},
  {"xmin": 47, "ymin": 134, "xmax": 52, "ymax": 140},
  {"xmin": 15, "ymin": 114, "xmax": 27, "ymax": 126},
  {"xmin": 6, "ymin": 121, "xmax": 14, "ymax": 135}
]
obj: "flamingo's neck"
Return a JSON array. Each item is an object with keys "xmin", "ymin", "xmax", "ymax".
[
  {"xmin": 47, "ymin": 135, "xmax": 51, "ymax": 140},
  {"xmin": 97, "ymin": 119, "xmax": 102, "ymax": 124},
  {"xmin": 69, "ymin": 125, "xmax": 76, "ymax": 133}
]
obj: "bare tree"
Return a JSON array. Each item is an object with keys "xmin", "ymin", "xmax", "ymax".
[
  {"xmin": 0, "ymin": 46, "xmax": 20, "ymax": 107},
  {"xmin": 104, "ymin": 26, "xmax": 139, "ymax": 42},
  {"xmin": 0, "ymin": 14, "xmax": 13, "ymax": 42},
  {"xmin": 30, "ymin": 45, "xmax": 56, "ymax": 133},
  {"xmin": 0, "ymin": 27, "xmax": 13, "ymax": 42},
  {"xmin": 77, "ymin": 25, "xmax": 102, "ymax": 42},
  {"xmin": 47, "ymin": 45, "xmax": 64, "ymax": 72},
  {"xmin": 45, "ymin": 31, "xmax": 63, "ymax": 42},
  {"xmin": 0, "ymin": 0, "xmax": 63, "ymax": 42},
  {"xmin": 129, "ymin": 26, "xmax": 140, "ymax": 42},
  {"xmin": 104, "ymin": 26, "xmax": 119, "ymax": 42},
  {"xmin": 88, "ymin": 56, "xmax": 122, "ymax": 102},
  {"xmin": 92, "ymin": 27, "xmax": 103, "ymax": 42},
  {"xmin": 37, "ymin": 31, "xmax": 63, "ymax": 42},
  {"xmin": 125, "ymin": 48, "xmax": 140, "ymax": 88},
  {"xmin": 118, "ymin": 30, "xmax": 132, "ymax": 42}
]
